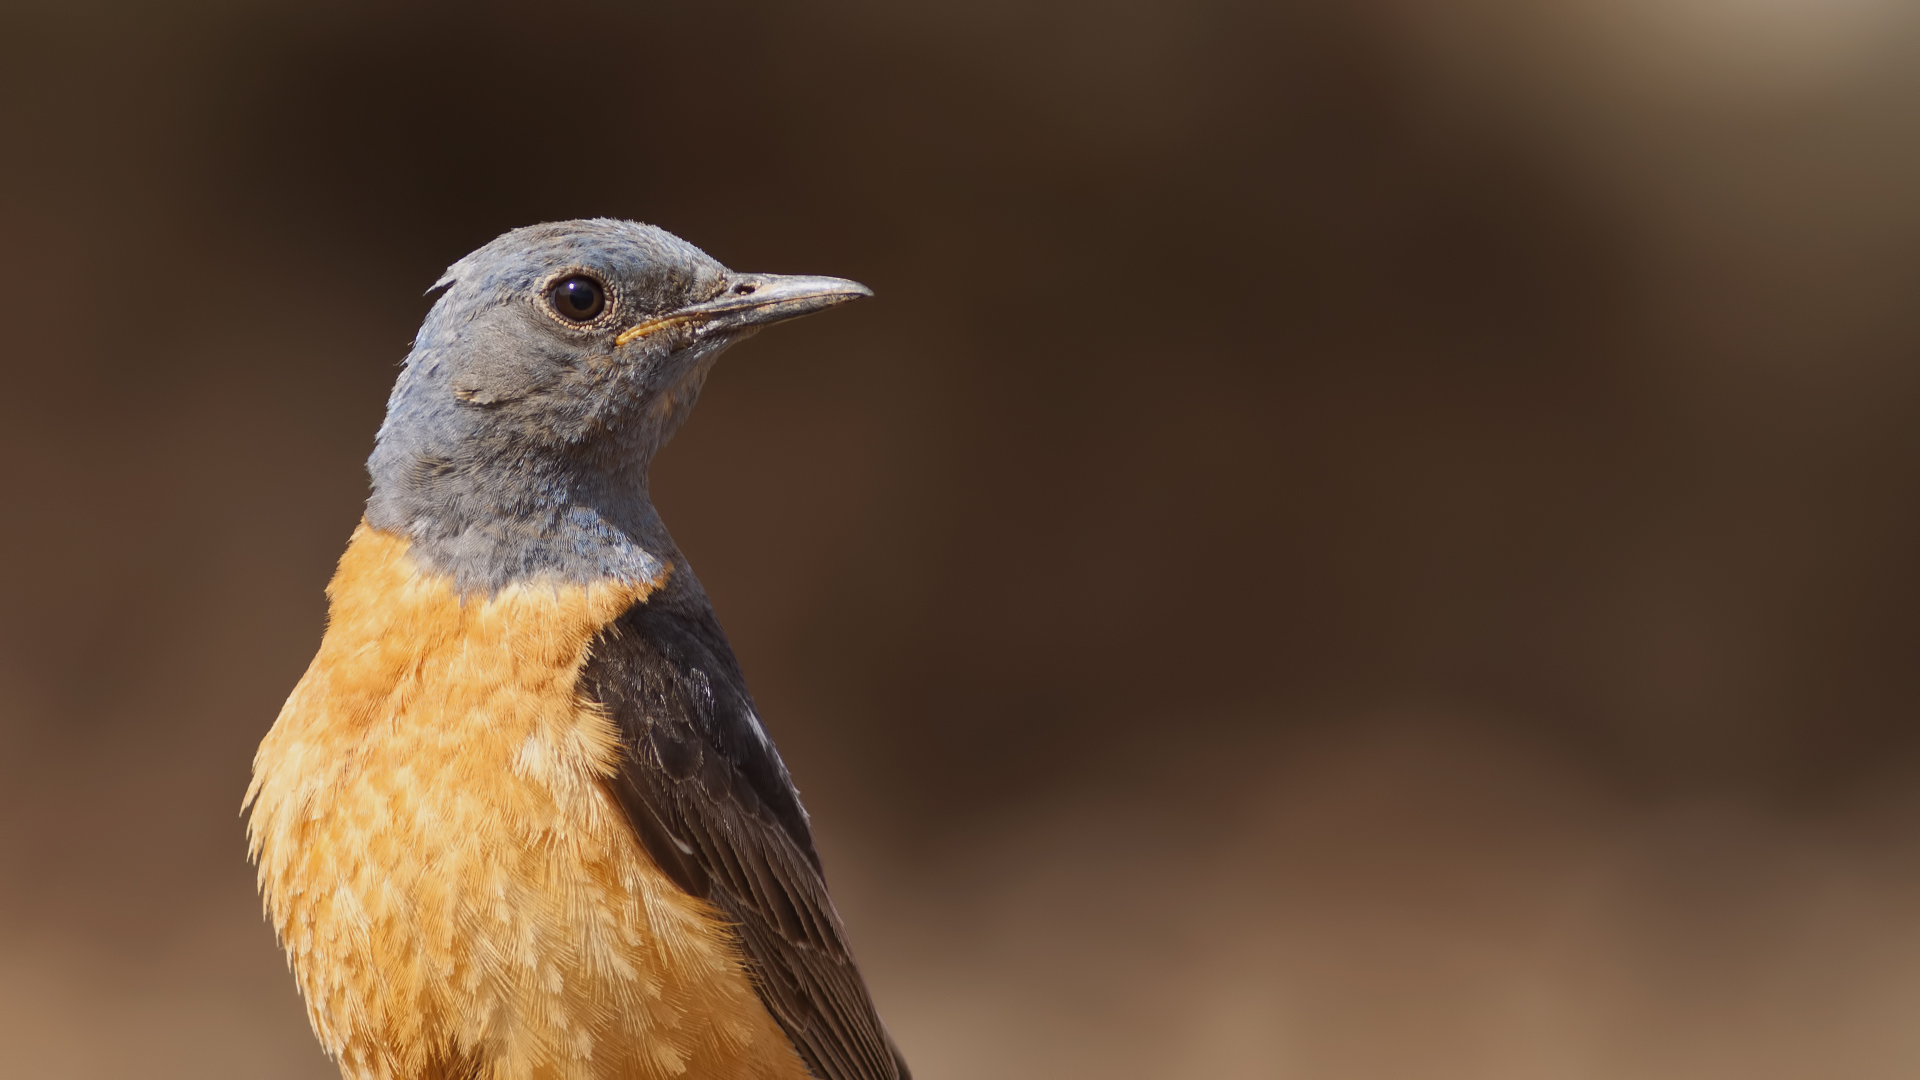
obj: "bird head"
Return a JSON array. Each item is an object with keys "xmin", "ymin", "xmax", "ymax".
[{"xmin": 363, "ymin": 219, "xmax": 870, "ymax": 592}]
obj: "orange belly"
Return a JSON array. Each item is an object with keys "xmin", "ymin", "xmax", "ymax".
[{"xmin": 246, "ymin": 524, "xmax": 811, "ymax": 1080}]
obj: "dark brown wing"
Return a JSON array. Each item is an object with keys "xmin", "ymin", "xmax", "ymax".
[{"xmin": 578, "ymin": 589, "xmax": 908, "ymax": 1080}]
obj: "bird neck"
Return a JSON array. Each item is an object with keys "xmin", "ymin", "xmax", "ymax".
[{"xmin": 364, "ymin": 450, "xmax": 677, "ymax": 598}]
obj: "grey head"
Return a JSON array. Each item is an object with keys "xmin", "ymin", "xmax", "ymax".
[{"xmin": 365, "ymin": 219, "xmax": 870, "ymax": 595}]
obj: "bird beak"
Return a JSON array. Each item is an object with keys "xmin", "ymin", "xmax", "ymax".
[{"xmin": 615, "ymin": 274, "xmax": 872, "ymax": 347}]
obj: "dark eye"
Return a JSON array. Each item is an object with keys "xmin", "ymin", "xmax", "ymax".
[{"xmin": 549, "ymin": 275, "xmax": 606, "ymax": 322}]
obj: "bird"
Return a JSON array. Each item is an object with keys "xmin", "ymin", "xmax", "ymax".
[{"xmin": 245, "ymin": 219, "xmax": 906, "ymax": 1080}]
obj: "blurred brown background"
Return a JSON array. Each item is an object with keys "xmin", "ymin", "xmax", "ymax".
[{"xmin": 3, "ymin": 0, "xmax": 1920, "ymax": 1076}]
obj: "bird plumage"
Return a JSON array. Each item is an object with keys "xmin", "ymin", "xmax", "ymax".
[{"xmin": 246, "ymin": 220, "xmax": 901, "ymax": 1080}]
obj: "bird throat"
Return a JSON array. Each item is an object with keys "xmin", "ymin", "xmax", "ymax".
[{"xmin": 365, "ymin": 460, "xmax": 676, "ymax": 600}]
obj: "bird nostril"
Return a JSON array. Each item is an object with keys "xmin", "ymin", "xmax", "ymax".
[{"xmin": 732, "ymin": 283, "xmax": 756, "ymax": 295}]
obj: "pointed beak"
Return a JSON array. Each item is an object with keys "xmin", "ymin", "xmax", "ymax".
[{"xmin": 615, "ymin": 273, "xmax": 872, "ymax": 347}]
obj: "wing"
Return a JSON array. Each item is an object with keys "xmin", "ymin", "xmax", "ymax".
[{"xmin": 578, "ymin": 589, "xmax": 909, "ymax": 1080}]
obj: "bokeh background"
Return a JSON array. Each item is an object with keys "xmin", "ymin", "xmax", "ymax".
[{"xmin": 3, "ymin": 1, "xmax": 1920, "ymax": 1076}]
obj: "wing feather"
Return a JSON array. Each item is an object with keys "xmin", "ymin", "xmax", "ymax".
[{"xmin": 580, "ymin": 596, "xmax": 907, "ymax": 1080}]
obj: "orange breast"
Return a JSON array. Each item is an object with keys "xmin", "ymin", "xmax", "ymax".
[{"xmin": 245, "ymin": 524, "xmax": 810, "ymax": 1080}]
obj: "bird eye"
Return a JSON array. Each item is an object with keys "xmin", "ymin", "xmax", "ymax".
[{"xmin": 549, "ymin": 275, "xmax": 606, "ymax": 322}]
